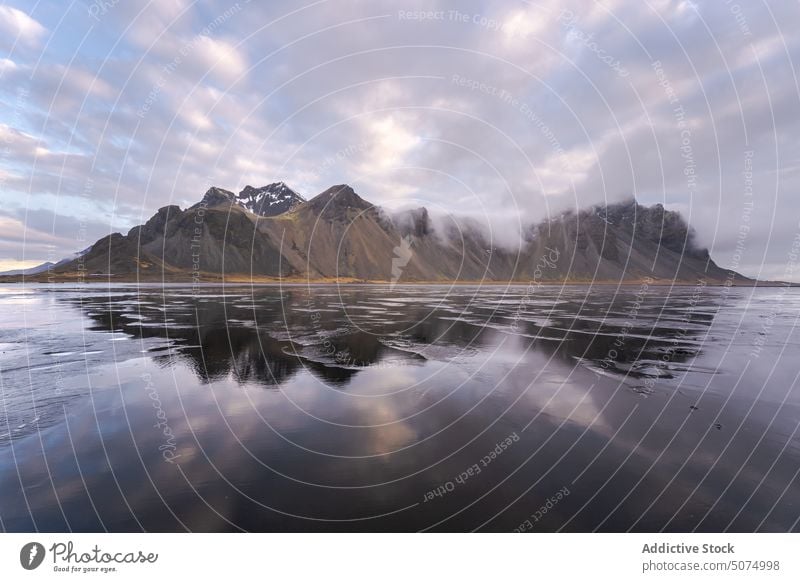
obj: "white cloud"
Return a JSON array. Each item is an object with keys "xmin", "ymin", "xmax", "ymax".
[
  {"xmin": 0, "ymin": 58, "xmax": 17, "ymax": 75},
  {"xmin": 363, "ymin": 115, "xmax": 421, "ymax": 170},
  {"xmin": 190, "ymin": 35, "xmax": 248, "ymax": 84},
  {"xmin": 0, "ymin": 6, "xmax": 46, "ymax": 48}
]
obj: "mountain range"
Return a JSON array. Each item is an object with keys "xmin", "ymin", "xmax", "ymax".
[{"xmin": 3, "ymin": 182, "xmax": 751, "ymax": 284}]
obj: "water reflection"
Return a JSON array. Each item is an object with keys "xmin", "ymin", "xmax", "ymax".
[
  {"xmin": 61, "ymin": 285, "xmax": 716, "ymax": 389},
  {"xmin": 0, "ymin": 284, "xmax": 798, "ymax": 532}
]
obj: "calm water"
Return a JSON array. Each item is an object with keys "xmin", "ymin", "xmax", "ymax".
[{"xmin": 1, "ymin": 283, "xmax": 799, "ymax": 532}]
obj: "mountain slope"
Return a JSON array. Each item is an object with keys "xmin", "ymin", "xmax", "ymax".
[{"xmin": 30, "ymin": 183, "xmax": 748, "ymax": 284}]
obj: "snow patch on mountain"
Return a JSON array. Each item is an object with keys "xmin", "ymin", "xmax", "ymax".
[{"xmin": 237, "ymin": 182, "xmax": 305, "ymax": 217}]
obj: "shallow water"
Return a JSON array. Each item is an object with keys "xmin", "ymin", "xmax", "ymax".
[{"xmin": 0, "ymin": 283, "xmax": 799, "ymax": 532}]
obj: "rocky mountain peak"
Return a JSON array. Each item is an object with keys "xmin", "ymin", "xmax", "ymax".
[
  {"xmin": 237, "ymin": 182, "xmax": 304, "ymax": 217},
  {"xmin": 588, "ymin": 198, "xmax": 705, "ymax": 258},
  {"xmin": 196, "ymin": 187, "xmax": 237, "ymax": 209},
  {"xmin": 307, "ymin": 184, "xmax": 371, "ymax": 213}
]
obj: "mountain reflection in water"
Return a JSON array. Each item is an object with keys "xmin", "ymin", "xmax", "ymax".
[{"xmin": 0, "ymin": 284, "xmax": 798, "ymax": 532}]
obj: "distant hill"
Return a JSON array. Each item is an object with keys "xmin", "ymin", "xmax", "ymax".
[
  {"xmin": 0, "ymin": 261, "xmax": 57, "ymax": 277},
  {"xmin": 9, "ymin": 183, "xmax": 752, "ymax": 284},
  {"xmin": 0, "ymin": 248, "xmax": 89, "ymax": 277}
]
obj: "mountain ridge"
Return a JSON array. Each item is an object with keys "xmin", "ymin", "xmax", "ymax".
[{"xmin": 2, "ymin": 182, "xmax": 758, "ymax": 285}]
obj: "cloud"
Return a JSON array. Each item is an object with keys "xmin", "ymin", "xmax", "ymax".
[
  {"xmin": 0, "ymin": 6, "xmax": 46, "ymax": 49},
  {"xmin": 0, "ymin": 214, "xmax": 78, "ymax": 263},
  {"xmin": 360, "ymin": 114, "xmax": 421, "ymax": 172},
  {"xmin": 188, "ymin": 35, "xmax": 249, "ymax": 84},
  {"xmin": 0, "ymin": 58, "xmax": 17, "ymax": 75},
  {"xmin": 1, "ymin": 0, "xmax": 800, "ymax": 280}
]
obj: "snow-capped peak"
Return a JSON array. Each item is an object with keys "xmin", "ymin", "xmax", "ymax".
[{"xmin": 237, "ymin": 183, "xmax": 304, "ymax": 217}]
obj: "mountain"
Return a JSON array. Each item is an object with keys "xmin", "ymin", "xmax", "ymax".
[
  {"xmin": 189, "ymin": 182, "xmax": 304, "ymax": 217},
  {"xmin": 10, "ymin": 182, "xmax": 751, "ymax": 284},
  {"xmin": 0, "ymin": 248, "xmax": 90, "ymax": 276},
  {"xmin": 236, "ymin": 182, "xmax": 304, "ymax": 216}
]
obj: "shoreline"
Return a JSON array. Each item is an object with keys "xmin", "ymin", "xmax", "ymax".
[{"xmin": 0, "ymin": 274, "xmax": 791, "ymax": 288}]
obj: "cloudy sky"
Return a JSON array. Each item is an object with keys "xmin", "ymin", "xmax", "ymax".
[{"xmin": 1, "ymin": 0, "xmax": 798, "ymax": 279}]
